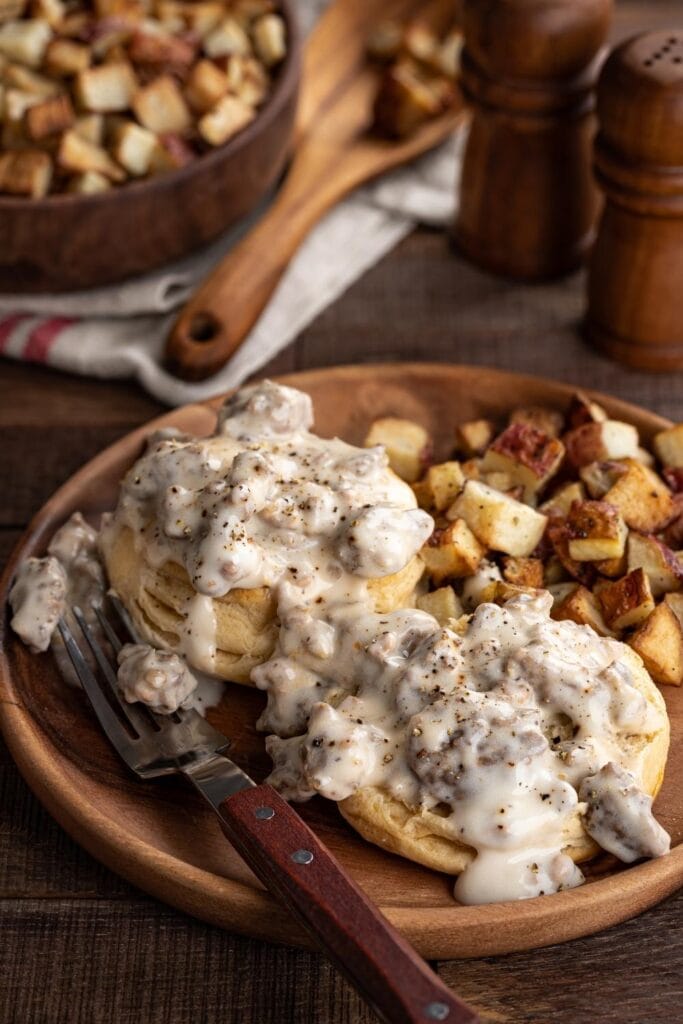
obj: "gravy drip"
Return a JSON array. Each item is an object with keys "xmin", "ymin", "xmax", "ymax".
[
  {"xmin": 263, "ymin": 591, "xmax": 670, "ymax": 904},
  {"xmin": 117, "ymin": 643, "xmax": 199, "ymax": 713}
]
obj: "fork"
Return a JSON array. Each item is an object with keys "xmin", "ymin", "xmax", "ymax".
[{"xmin": 58, "ymin": 599, "xmax": 479, "ymax": 1024}]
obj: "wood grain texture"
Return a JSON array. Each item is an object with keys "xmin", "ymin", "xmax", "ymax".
[
  {"xmin": 166, "ymin": 0, "xmax": 464, "ymax": 381},
  {"xmin": 0, "ymin": 2, "xmax": 301, "ymax": 294}
]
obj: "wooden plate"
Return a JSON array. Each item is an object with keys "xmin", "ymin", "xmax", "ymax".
[{"xmin": 1, "ymin": 363, "xmax": 681, "ymax": 959}]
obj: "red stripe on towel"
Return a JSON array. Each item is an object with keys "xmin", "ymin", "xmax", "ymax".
[
  {"xmin": 22, "ymin": 317, "xmax": 75, "ymax": 362},
  {"xmin": 0, "ymin": 313, "xmax": 30, "ymax": 353}
]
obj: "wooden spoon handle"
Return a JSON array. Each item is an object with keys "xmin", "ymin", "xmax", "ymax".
[
  {"xmin": 218, "ymin": 784, "xmax": 479, "ymax": 1024},
  {"xmin": 165, "ymin": 140, "xmax": 343, "ymax": 382}
]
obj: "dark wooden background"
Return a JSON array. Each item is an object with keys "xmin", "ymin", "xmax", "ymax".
[{"xmin": 1, "ymin": 2, "xmax": 682, "ymax": 1021}]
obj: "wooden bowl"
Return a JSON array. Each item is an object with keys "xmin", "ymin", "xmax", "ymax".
[
  {"xmin": 0, "ymin": 0, "xmax": 301, "ymax": 294},
  {"xmin": 1, "ymin": 364, "xmax": 681, "ymax": 958}
]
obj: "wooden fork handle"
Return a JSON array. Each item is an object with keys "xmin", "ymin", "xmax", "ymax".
[
  {"xmin": 165, "ymin": 144, "xmax": 340, "ymax": 383},
  {"xmin": 217, "ymin": 783, "xmax": 479, "ymax": 1024}
]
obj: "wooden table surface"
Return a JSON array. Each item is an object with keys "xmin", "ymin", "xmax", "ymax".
[{"xmin": 2, "ymin": 3, "xmax": 682, "ymax": 1021}]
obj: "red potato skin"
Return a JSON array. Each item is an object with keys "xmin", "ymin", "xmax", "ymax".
[{"xmin": 489, "ymin": 423, "xmax": 564, "ymax": 478}]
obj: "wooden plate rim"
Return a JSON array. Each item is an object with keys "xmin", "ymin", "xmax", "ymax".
[{"xmin": 1, "ymin": 362, "xmax": 682, "ymax": 959}]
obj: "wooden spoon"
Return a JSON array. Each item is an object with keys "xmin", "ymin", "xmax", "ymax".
[{"xmin": 165, "ymin": 0, "xmax": 466, "ymax": 381}]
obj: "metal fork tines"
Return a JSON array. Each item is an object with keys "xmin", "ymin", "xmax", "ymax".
[{"xmin": 57, "ymin": 600, "xmax": 240, "ymax": 790}]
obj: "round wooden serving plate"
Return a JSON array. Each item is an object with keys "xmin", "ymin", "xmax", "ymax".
[{"xmin": 1, "ymin": 364, "xmax": 681, "ymax": 959}]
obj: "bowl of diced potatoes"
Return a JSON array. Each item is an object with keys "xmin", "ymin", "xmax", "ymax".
[{"xmin": 0, "ymin": 0, "xmax": 301, "ymax": 292}]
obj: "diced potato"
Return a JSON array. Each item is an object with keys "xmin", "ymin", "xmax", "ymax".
[
  {"xmin": 546, "ymin": 519, "xmax": 596, "ymax": 586},
  {"xmin": 204, "ymin": 16, "xmax": 250, "ymax": 58},
  {"xmin": 654, "ymin": 423, "xmax": 683, "ymax": 469},
  {"xmin": 68, "ymin": 169, "xmax": 111, "ymax": 193},
  {"xmin": 4, "ymin": 62, "xmax": 58, "ymax": 96},
  {"xmin": 147, "ymin": 131, "xmax": 194, "ymax": 173},
  {"xmin": 0, "ymin": 147, "xmax": 50, "ymax": 195},
  {"xmin": 182, "ymin": 2, "xmax": 224, "ymax": 37},
  {"xmin": 594, "ymin": 551, "xmax": 628, "ymax": 578},
  {"xmin": 598, "ymin": 568, "xmax": 655, "ymax": 631},
  {"xmin": 539, "ymin": 481, "xmax": 585, "ymax": 517},
  {"xmin": 403, "ymin": 21, "xmax": 438, "ymax": 63},
  {"xmin": 364, "ymin": 417, "xmax": 431, "ymax": 484},
  {"xmin": 434, "ymin": 28, "xmax": 462, "ymax": 78},
  {"xmin": 128, "ymin": 28, "xmax": 196, "ymax": 71},
  {"xmin": 501, "ymin": 556, "xmax": 544, "ymax": 588},
  {"xmin": 132, "ymin": 74, "xmax": 191, "ymax": 133},
  {"xmin": 509, "ymin": 405, "xmax": 564, "ymax": 439},
  {"xmin": 0, "ymin": 18, "xmax": 51, "ymax": 67},
  {"xmin": 366, "ymin": 19, "xmax": 402, "ymax": 62},
  {"xmin": 44, "ymin": 38, "xmax": 91, "ymax": 76},
  {"xmin": 74, "ymin": 112, "xmax": 104, "ymax": 144},
  {"xmin": 544, "ymin": 555, "xmax": 568, "ymax": 585},
  {"xmin": 567, "ymin": 390, "xmax": 607, "ymax": 429},
  {"xmin": 57, "ymin": 128, "xmax": 125, "ymax": 181},
  {"xmin": 4, "ymin": 87, "xmax": 40, "ymax": 120},
  {"xmin": 490, "ymin": 580, "xmax": 544, "ymax": 604},
  {"xmin": 480, "ymin": 470, "xmax": 514, "ymax": 493},
  {"xmin": 460, "ymin": 458, "xmax": 481, "ymax": 481},
  {"xmin": 184, "ymin": 57, "xmax": 229, "ymax": 112},
  {"xmin": 460, "ymin": 560, "xmax": 502, "ymax": 610},
  {"xmin": 579, "ymin": 460, "xmax": 628, "ymax": 498},
  {"xmin": 629, "ymin": 602, "xmax": 683, "ymax": 686},
  {"xmin": 481, "ymin": 424, "xmax": 565, "ymax": 502},
  {"xmin": 663, "ymin": 466, "xmax": 683, "ymax": 493},
  {"xmin": 565, "ymin": 500, "xmax": 627, "ymax": 562},
  {"xmin": 547, "ymin": 581, "xmax": 578, "ymax": 609},
  {"xmin": 454, "ymin": 419, "xmax": 495, "ymax": 458},
  {"xmin": 252, "ymin": 12, "xmax": 285, "ymax": 66},
  {"xmin": 76, "ymin": 62, "xmax": 138, "ymax": 112},
  {"xmin": 563, "ymin": 420, "xmax": 640, "ymax": 468},
  {"xmin": 25, "ymin": 93, "xmax": 74, "ymax": 140},
  {"xmin": 664, "ymin": 592, "xmax": 683, "ymax": 630},
  {"xmin": 553, "ymin": 585, "xmax": 617, "ymax": 638},
  {"xmin": 627, "ymin": 532, "xmax": 683, "ymax": 598},
  {"xmin": 197, "ymin": 91, "xmax": 254, "ymax": 145},
  {"xmin": 448, "ymin": 479, "xmax": 547, "ymax": 558},
  {"xmin": 420, "ymin": 518, "xmax": 485, "ymax": 583},
  {"xmin": 234, "ymin": 53, "xmax": 268, "ymax": 105},
  {"xmin": 415, "ymin": 461, "xmax": 464, "ymax": 512},
  {"xmin": 603, "ymin": 459, "xmax": 674, "ymax": 533},
  {"xmin": 416, "ymin": 586, "xmax": 463, "ymax": 626},
  {"xmin": 111, "ymin": 119, "xmax": 156, "ymax": 175}
]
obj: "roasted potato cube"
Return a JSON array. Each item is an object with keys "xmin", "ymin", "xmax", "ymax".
[
  {"xmin": 111, "ymin": 120, "xmax": 156, "ymax": 175},
  {"xmin": 30, "ymin": 0, "xmax": 64, "ymax": 26},
  {"xmin": 132, "ymin": 74, "xmax": 191, "ymax": 134},
  {"xmin": 491, "ymin": 580, "xmax": 544, "ymax": 604},
  {"xmin": 664, "ymin": 592, "xmax": 683, "ymax": 630},
  {"xmin": 4, "ymin": 87, "xmax": 40, "ymax": 120},
  {"xmin": 416, "ymin": 461, "xmax": 464, "ymax": 512},
  {"xmin": 546, "ymin": 519, "xmax": 596, "ymax": 586},
  {"xmin": 481, "ymin": 423, "xmax": 565, "ymax": 501},
  {"xmin": 416, "ymin": 586, "xmax": 463, "ymax": 626},
  {"xmin": 627, "ymin": 532, "xmax": 683, "ymax": 598},
  {"xmin": 366, "ymin": 19, "xmax": 402, "ymax": 62},
  {"xmin": 76, "ymin": 62, "xmax": 138, "ymax": 112},
  {"xmin": 448, "ymin": 479, "xmax": 547, "ymax": 558},
  {"xmin": 68, "ymin": 169, "xmax": 111, "ymax": 193},
  {"xmin": 629, "ymin": 602, "xmax": 683, "ymax": 686},
  {"xmin": 44, "ymin": 38, "xmax": 91, "ymax": 76},
  {"xmin": 252, "ymin": 12, "xmax": 285, "ymax": 66},
  {"xmin": 662, "ymin": 466, "xmax": 683, "ymax": 493},
  {"xmin": 460, "ymin": 458, "xmax": 481, "ymax": 481},
  {"xmin": 509, "ymin": 405, "xmax": 564, "ymax": 439},
  {"xmin": 403, "ymin": 21, "xmax": 438, "ymax": 63},
  {"xmin": 567, "ymin": 390, "xmax": 607, "ymax": 429},
  {"xmin": 480, "ymin": 470, "xmax": 514, "ymax": 493},
  {"xmin": 454, "ymin": 418, "xmax": 495, "ymax": 458},
  {"xmin": 128, "ymin": 29, "xmax": 196, "ymax": 72},
  {"xmin": 184, "ymin": 57, "xmax": 228, "ymax": 112},
  {"xmin": 594, "ymin": 551, "xmax": 628, "ymax": 578},
  {"xmin": 598, "ymin": 568, "xmax": 655, "ymax": 631},
  {"xmin": 578, "ymin": 460, "xmax": 628, "ymax": 498},
  {"xmin": 0, "ymin": 147, "xmax": 50, "ymax": 195},
  {"xmin": 148, "ymin": 131, "xmax": 195, "ymax": 172},
  {"xmin": 603, "ymin": 459, "xmax": 674, "ymax": 533},
  {"xmin": 0, "ymin": 18, "xmax": 51, "ymax": 67},
  {"xmin": 182, "ymin": 2, "xmax": 224, "ymax": 37},
  {"xmin": 0, "ymin": 1, "xmax": 28, "ymax": 24},
  {"xmin": 544, "ymin": 555, "xmax": 569, "ymax": 585},
  {"xmin": 501, "ymin": 556, "xmax": 544, "ymax": 588},
  {"xmin": 4, "ymin": 62, "xmax": 58, "ymax": 96},
  {"xmin": 460, "ymin": 560, "xmax": 502, "ymax": 610},
  {"xmin": 204, "ymin": 16, "xmax": 250, "ymax": 58},
  {"xmin": 653, "ymin": 424, "xmax": 683, "ymax": 469},
  {"xmin": 565, "ymin": 500, "xmax": 627, "ymax": 562},
  {"xmin": 25, "ymin": 93, "xmax": 74, "ymax": 140},
  {"xmin": 563, "ymin": 420, "xmax": 640, "ymax": 469},
  {"xmin": 553, "ymin": 585, "xmax": 617, "ymax": 638},
  {"xmin": 539, "ymin": 481, "xmax": 585, "ymax": 517},
  {"xmin": 364, "ymin": 417, "xmax": 431, "ymax": 484},
  {"xmin": 234, "ymin": 54, "xmax": 268, "ymax": 105},
  {"xmin": 420, "ymin": 518, "xmax": 485, "ymax": 583},
  {"xmin": 434, "ymin": 28, "xmax": 462, "ymax": 78},
  {"xmin": 547, "ymin": 581, "xmax": 578, "ymax": 609},
  {"xmin": 58, "ymin": 128, "xmax": 124, "ymax": 181},
  {"xmin": 197, "ymin": 92, "xmax": 254, "ymax": 145},
  {"xmin": 663, "ymin": 492, "xmax": 683, "ymax": 549}
]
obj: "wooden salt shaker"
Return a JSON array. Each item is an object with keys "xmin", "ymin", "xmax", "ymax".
[
  {"xmin": 453, "ymin": 0, "xmax": 612, "ymax": 280},
  {"xmin": 586, "ymin": 31, "xmax": 683, "ymax": 370}
]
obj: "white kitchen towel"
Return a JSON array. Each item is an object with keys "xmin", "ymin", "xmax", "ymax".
[{"xmin": 0, "ymin": 2, "xmax": 464, "ymax": 406}]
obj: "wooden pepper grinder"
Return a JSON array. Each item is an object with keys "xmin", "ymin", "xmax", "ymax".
[
  {"xmin": 586, "ymin": 31, "xmax": 683, "ymax": 370},
  {"xmin": 453, "ymin": 0, "xmax": 613, "ymax": 280}
]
